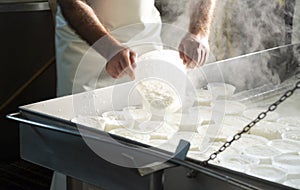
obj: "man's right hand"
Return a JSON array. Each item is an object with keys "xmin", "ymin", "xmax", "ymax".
[{"xmin": 106, "ymin": 48, "xmax": 137, "ymax": 80}]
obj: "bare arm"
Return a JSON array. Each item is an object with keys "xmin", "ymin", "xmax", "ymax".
[
  {"xmin": 58, "ymin": 0, "xmax": 121, "ymax": 58},
  {"xmin": 179, "ymin": 0, "xmax": 216, "ymax": 68},
  {"xmin": 189, "ymin": 0, "xmax": 216, "ymax": 38},
  {"xmin": 58, "ymin": 0, "xmax": 136, "ymax": 79}
]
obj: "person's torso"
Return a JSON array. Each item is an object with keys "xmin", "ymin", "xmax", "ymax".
[{"xmin": 87, "ymin": 0, "xmax": 159, "ymax": 31}]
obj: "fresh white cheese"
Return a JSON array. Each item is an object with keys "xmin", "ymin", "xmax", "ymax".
[{"xmin": 137, "ymin": 79, "xmax": 182, "ymax": 116}]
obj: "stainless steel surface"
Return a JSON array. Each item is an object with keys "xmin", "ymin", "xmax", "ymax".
[{"xmin": 0, "ymin": 2, "xmax": 49, "ymax": 12}]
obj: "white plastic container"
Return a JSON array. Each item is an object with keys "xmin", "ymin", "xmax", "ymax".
[
  {"xmin": 218, "ymin": 154, "xmax": 260, "ymax": 173},
  {"xmin": 194, "ymin": 89, "xmax": 213, "ymax": 106},
  {"xmin": 250, "ymin": 121, "xmax": 287, "ymax": 140},
  {"xmin": 222, "ymin": 115, "xmax": 250, "ymax": 127},
  {"xmin": 231, "ymin": 134, "xmax": 269, "ymax": 149},
  {"xmin": 268, "ymin": 139, "xmax": 300, "ymax": 153},
  {"xmin": 246, "ymin": 164, "xmax": 287, "ymax": 183},
  {"xmin": 272, "ymin": 153, "xmax": 300, "ymax": 175},
  {"xmin": 137, "ymin": 121, "xmax": 178, "ymax": 140},
  {"xmin": 212, "ymin": 100, "xmax": 246, "ymax": 115},
  {"xmin": 243, "ymin": 108, "xmax": 279, "ymax": 121},
  {"xmin": 242, "ymin": 144, "xmax": 282, "ymax": 164},
  {"xmin": 135, "ymin": 50, "xmax": 188, "ymax": 117},
  {"xmin": 278, "ymin": 116, "xmax": 300, "ymax": 128},
  {"xmin": 282, "ymin": 130, "xmax": 300, "ymax": 143},
  {"xmin": 189, "ymin": 106, "xmax": 215, "ymax": 125},
  {"xmin": 207, "ymin": 83, "xmax": 236, "ymax": 99},
  {"xmin": 164, "ymin": 112, "xmax": 203, "ymax": 132}
]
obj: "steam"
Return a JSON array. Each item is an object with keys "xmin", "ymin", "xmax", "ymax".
[{"xmin": 159, "ymin": 0, "xmax": 298, "ymax": 90}]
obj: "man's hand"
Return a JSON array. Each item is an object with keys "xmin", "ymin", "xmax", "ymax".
[
  {"xmin": 106, "ymin": 48, "xmax": 137, "ymax": 79},
  {"xmin": 179, "ymin": 33, "xmax": 209, "ymax": 68}
]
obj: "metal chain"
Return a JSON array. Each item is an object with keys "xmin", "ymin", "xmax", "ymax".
[{"xmin": 203, "ymin": 81, "xmax": 300, "ymax": 165}]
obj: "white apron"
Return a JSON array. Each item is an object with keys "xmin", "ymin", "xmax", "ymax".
[
  {"xmin": 56, "ymin": 0, "xmax": 162, "ymax": 97},
  {"xmin": 292, "ymin": 0, "xmax": 300, "ymax": 44},
  {"xmin": 53, "ymin": 1, "xmax": 161, "ymax": 190}
]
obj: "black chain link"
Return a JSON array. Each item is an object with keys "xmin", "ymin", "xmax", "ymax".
[{"xmin": 203, "ymin": 81, "xmax": 300, "ymax": 165}]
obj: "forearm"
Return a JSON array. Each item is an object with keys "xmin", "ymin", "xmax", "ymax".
[
  {"xmin": 189, "ymin": 0, "xmax": 216, "ymax": 38},
  {"xmin": 58, "ymin": 0, "xmax": 121, "ymax": 59}
]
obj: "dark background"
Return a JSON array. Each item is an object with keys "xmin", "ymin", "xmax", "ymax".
[{"xmin": 0, "ymin": 5, "xmax": 56, "ymax": 162}]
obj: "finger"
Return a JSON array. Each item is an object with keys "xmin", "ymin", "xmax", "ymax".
[
  {"xmin": 115, "ymin": 62, "xmax": 124, "ymax": 78},
  {"xmin": 131, "ymin": 61, "xmax": 137, "ymax": 70},
  {"xmin": 199, "ymin": 49, "xmax": 206, "ymax": 66},
  {"xmin": 130, "ymin": 51, "xmax": 137, "ymax": 64},
  {"xmin": 129, "ymin": 51, "xmax": 137, "ymax": 69},
  {"xmin": 127, "ymin": 52, "xmax": 136, "ymax": 80},
  {"xmin": 192, "ymin": 47, "xmax": 200, "ymax": 65},
  {"xmin": 119, "ymin": 51, "xmax": 134, "ymax": 80},
  {"xmin": 185, "ymin": 56, "xmax": 193, "ymax": 67},
  {"xmin": 187, "ymin": 60, "xmax": 198, "ymax": 69},
  {"xmin": 179, "ymin": 51, "xmax": 185, "ymax": 61}
]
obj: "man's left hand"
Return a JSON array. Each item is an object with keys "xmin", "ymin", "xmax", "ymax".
[{"xmin": 179, "ymin": 33, "xmax": 209, "ymax": 69}]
